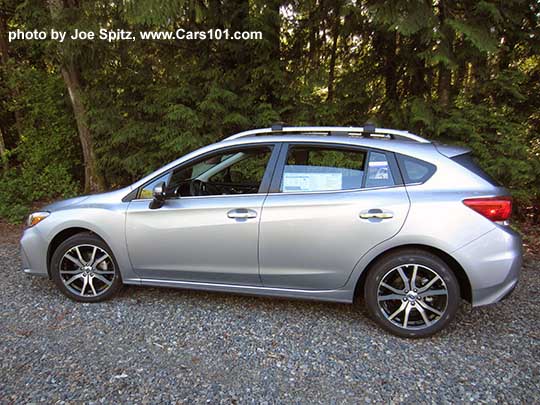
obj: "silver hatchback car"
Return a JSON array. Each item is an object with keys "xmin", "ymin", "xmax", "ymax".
[{"xmin": 20, "ymin": 125, "xmax": 522, "ymax": 337}]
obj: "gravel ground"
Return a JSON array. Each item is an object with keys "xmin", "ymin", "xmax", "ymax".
[{"xmin": 1, "ymin": 242, "xmax": 539, "ymax": 404}]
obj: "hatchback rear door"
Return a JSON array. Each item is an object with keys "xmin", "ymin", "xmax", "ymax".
[{"xmin": 259, "ymin": 143, "xmax": 410, "ymax": 290}]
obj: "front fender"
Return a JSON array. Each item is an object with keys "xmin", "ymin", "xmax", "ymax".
[{"xmin": 28, "ymin": 205, "xmax": 137, "ymax": 281}]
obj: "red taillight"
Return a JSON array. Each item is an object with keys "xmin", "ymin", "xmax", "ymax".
[{"xmin": 463, "ymin": 196, "xmax": 512, "ymax": 222}]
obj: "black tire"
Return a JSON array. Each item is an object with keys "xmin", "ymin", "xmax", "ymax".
[
  {"xmin": 364, "ymin": 249, "xmax": 460, "ymax": 338},
  {"xmin": 50, "ymin": 233, "xmax": 123, "ymax": 302}
]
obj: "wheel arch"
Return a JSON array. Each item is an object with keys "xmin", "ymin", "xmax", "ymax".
[
  {"xmin": 46, "ymin": 227, "xmax": 107, "ymax": 278},
  {"xmin": 353, "ymin": 244, "xmax": 472, "ymax": 303}
]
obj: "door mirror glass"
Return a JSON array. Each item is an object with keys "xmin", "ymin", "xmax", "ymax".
[{"xmin": 153, "ymin": 182, "xmax": 166, "ymax": 200}]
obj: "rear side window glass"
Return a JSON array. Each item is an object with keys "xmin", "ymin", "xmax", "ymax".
[
  {"xmin": 451, "ymin": 153, "xmax": 500, "ymax": 186},
  {"xmin": 365, "ymin": 152, "xmax": 395, "ymax": 188},
  {"xmin": 397, "ymin": 155, "xmax": 436, "ymax": 184},
  {"xmin": 281, "ymin": 146, "xmax": 366, "ymax": 192}
]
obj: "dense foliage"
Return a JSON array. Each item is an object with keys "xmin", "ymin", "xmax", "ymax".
[{"xmin": 0, "ymin": 0, "xmax": 539, "ymax": 222}]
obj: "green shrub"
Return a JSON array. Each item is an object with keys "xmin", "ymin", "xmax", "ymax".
[
  {"xmin": 0, "ymin": 65, "xmax": 81, "ymax": 223},
  {"xmin": 0, "ymin": 166, "xmax": 78, "ymax": 223}
]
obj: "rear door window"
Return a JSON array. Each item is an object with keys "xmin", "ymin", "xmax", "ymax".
[
  {"xmin": 281, "ymin": 146, "xmax": 366, "ymax": 192},
  {"xmin": 279, "ymin": 145, "xmax": 397, "ymax": 192},
  {"xmin": 365, "ymin": 151, "xmax": 395, "ymax": 188}
]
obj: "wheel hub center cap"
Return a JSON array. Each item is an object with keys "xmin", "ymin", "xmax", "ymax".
[
  {"xmin": 406, "ymin": 291, "xmax": 418, "ymax": 302},
  {"xmin": 82, "ymin": 265, "xmax": 93, "ymax": 277}
]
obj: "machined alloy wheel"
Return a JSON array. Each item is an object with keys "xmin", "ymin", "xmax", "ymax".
[
  {"xmin": 59, "ymin": 244, "xmax": 116, "ymax": 298},
  {"xmin": 365, "ymin": 249, "xmax": 459, "ymax": 338},
  {"xmin": 51, "ymin": 233, "xmax": 122, "ymax": 302},
  {"xmin": 377, "ymin": 264, "xmax": 448, "ymax": 330}
]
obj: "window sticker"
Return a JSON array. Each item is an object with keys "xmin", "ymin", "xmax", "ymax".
[
  {"xmin": 368, "ymin": 161, "xmax": 389, "ymax": 180},
  {"xmin": 282, "ymin": 172, "xmax": 342, "ymax": 192}
]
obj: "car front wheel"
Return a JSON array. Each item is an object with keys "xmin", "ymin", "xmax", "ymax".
[
  {"xmin": 51, "ymin": 233, "xmax": 122, "ymax": 302},
  {"xmin": 364, "ymin": 249, "xmax": 460, "ymax": 338}
]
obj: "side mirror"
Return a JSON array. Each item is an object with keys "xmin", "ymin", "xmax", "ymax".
[{"xmin": 149, "ymin": 181, "xmax": 167, "ymax": 209}]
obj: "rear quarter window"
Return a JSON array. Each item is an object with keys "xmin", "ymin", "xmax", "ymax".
[{"xmin": 397, "ymin": 154, "xmax": 436, "ymax": 184}]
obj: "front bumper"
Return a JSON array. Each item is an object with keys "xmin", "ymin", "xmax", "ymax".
[
  {"xmin": 20, "ymin": 226, "xmax": 49, "ymax": 277},
  {"xmin": 452, "ymin": 225, "xmax": 522, "ymax": 307}
]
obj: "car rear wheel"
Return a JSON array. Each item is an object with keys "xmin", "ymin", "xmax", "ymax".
[
  {"xmin": 51, "ymin": 233, "xmax": 122, "ymax": 302},
  {"xmin": 364, "ymin": 249, "xmax": 460, "ymax": 338}
]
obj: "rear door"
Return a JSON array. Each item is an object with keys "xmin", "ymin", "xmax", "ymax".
[{"xmin": 259, "ymin": 143, "xmax": 410, "ymax": 290}]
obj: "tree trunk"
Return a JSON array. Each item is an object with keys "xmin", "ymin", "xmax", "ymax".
[
  {"xmin": 0, "ymin": 15, "xmax": 11, "ymax": 170},
  {"xmin": 327, "ymin": 5, "xmax": 341, "ymax": 102},
  {"xmin": 61, "ymin": 63, "xmax": 102, "ymax": 193},
  {"xmin": 266, "ymin": 0, "xmax": 281, "ymax": 61},
  {"xmin": 470, "ymin": 55, "xmax": 488, "ymax": 103},
  {"xmin": 261, "ymin": 0, "xmax": 281, "ymax": 105},
  {"xmin": 426, "ymin": 68, "xmax": 434, "ymax": 102},
  {"xmin": 407, "ymin": 34, "xmax": 429, "ymax": 99},
  {"xmin": 383, "ymin": 30, "xmax": 398, "ymax": 103},
  {"xmin": 308, "ymin": 9, "xmax": 317, "ymax": 65},
  {"xmin": 48, "ymin": 0, "xmax": 103, "ymax": 193},
  {"xmin": 0, "ymin": 127, "xmax": 7, "ymax": 173},
  {"xmin": 0, "ymin": 13, "xmax": 24, "ymax": 139},
  {"xmin": 0, "ymin": 16, "xmax": 7, "ymax": 64},
  {"xmin": 437, "ymin": 0, "xmax": 454, "ymax": 109},
  {"xmin": 452, "ymin": 59, "xmax": 467, "ymax": 100},
  {"xmin": 437, "ymin": 65, "xmax": 451, "ymax": 108}
]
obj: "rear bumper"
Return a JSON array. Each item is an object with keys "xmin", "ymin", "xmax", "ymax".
[{"xmin": 452, "ymin": 225, "xmax": 522, "ymax": 307}]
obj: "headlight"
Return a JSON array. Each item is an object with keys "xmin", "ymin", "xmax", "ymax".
[{"xmin": 27, "ymin": 212, "xmax": 50, "ymax": 227}]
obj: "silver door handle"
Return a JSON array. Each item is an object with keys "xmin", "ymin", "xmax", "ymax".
[
  {"xmin": 359, "ymin": 211, "xmax": 393, "ymax": 219},
  {"xmin": 227, "ymin": 209, "xmax": 257, "ymax": 219}
]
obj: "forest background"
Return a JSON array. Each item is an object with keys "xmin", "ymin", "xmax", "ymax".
[{"xmin": 0, "ymin": 0, "xmax": 538, "ymax": 226}]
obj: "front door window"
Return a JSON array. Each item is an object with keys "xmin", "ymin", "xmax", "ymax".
[
  {"xmin": 168, "ymin": 146, "xmax": 272, "ymax": 197},
  {"xmin": 138, "ymin": 146, "xmax": 273, "ymax": 199}
]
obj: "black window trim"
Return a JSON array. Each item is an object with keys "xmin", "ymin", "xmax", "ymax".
[
  {"xmin": 125, "ymin": 142, "xmax": 282, "ymax": 201},
  {"xmin": 268, "ymin": 142, "xmax": 403, "ymax": 195}
]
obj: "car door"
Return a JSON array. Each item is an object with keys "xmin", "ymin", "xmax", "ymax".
[
  {"xmin": 259, "ymin": 143, "xmax": 410, "ymax": 290},
  {"xmin": 126, "ymin": 143, "xmax": 280, "ymax": 285}
]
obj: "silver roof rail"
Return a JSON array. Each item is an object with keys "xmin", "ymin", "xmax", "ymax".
[{"xmin": 223, "ymin": 125, "xmax": 430, "ymax": 143}]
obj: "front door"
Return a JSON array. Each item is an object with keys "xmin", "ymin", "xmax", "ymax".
[
  {"xmin": 259, "ymin": 143, "xmax": 410, "ymax": 290},
  {"xmin": 126, "ymin": 144, "xmax": 278, "ymax": 285}
]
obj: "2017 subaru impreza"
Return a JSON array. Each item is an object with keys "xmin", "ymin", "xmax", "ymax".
[{"xmin": 20, "ymin": 125, "xmax": 522, "ymax": 337}]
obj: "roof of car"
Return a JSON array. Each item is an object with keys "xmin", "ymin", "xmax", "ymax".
[
  {"xmin": 223, "ymin": 125, "xmax": 430, "ymax": 143},
  {"xmin": 218, "ymin": 125, "xmax": 439, "ymax": 154},
  {"xmin": 220, "ymin": 134, "xmax": 437, "ymax": 156}
]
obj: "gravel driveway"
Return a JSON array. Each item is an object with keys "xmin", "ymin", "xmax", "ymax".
[{"xmin": 1, "ymin": 242, "xmax": 539, "ymax": 403}]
